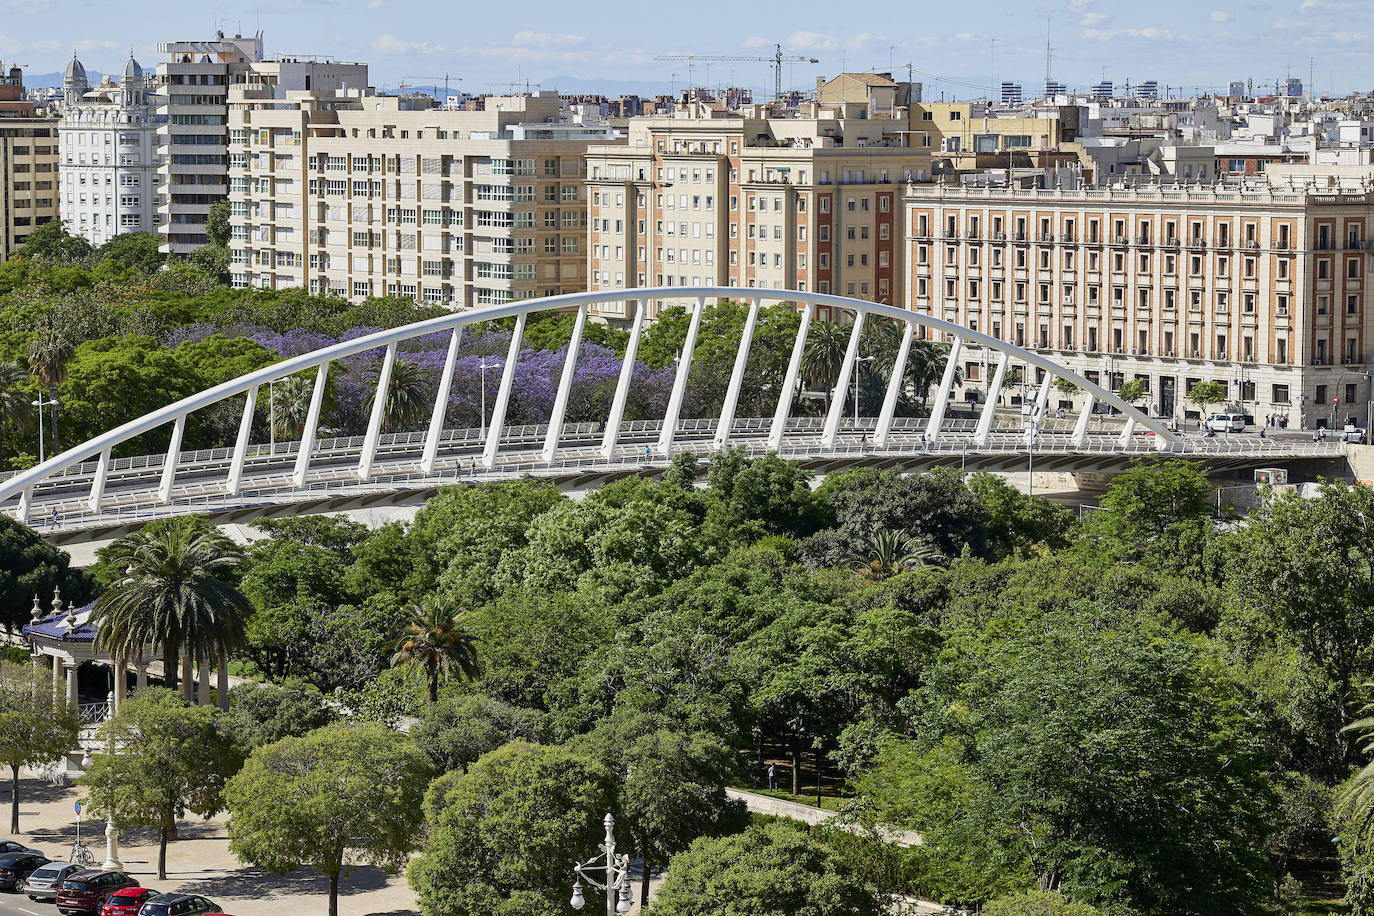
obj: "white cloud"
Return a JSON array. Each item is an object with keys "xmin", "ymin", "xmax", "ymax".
[
  {"xmin": 1080, "ymin": 26, "xmax": 1179, "ymax": 40},
  {"xmin": 511, "ymin": 31, "xmax": 586, "ymax": 48},
  {"xmin": 1300, "ymin": 0, "xmax": 1354, "ymax": 10},
  {"xmin": 372, "ymin": 33, "xmax": 445, "ymax": 56},
  {"xmin": 3, "ymin": 0, "xmax": 52, "ymax": 13},
  {"xmin": 1210, "ymin": 10, "xmax": 1232, "ymax": 21},
  {"xmin": 783, "ymin": 31, "xmax": 840, "ymax": 53},
  {"xmin": 1080, "ymin": 11, "xmax": 1107, "ymax": 26}
]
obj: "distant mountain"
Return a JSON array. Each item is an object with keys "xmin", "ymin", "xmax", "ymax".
[
  {"xmin": 537, "ymin": 75, "xmax": 684, "ymax": 97},
  {"xmin": 25, "ymin": 70, "xmax": 109, "ymax": 89}
]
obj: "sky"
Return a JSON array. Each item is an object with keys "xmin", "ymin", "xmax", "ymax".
[{"xmin": 2, "ymin": 0, "xmax": 1373, "ymax": 99}]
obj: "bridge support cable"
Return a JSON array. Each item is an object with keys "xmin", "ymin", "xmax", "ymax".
[
  {"xmin": 1025, "ymin": 372, "xmax": 1053, "ymax": 445},
  {"xmin": 1072, "ymin": 393, "xmax": 1096, "ymax": 448},
  {"xmin": 88, "ymin": 448, "xmax": 111, "ymax": 512},
  {"xmin": 975, "ymin": 352, "xmax": 1009, "ymax": 447},
  {"xmin": 601, "ymin": 299, "xmax": 646, "ymax": 460},
  {"xmin": 421, "ymin": 326, "xmax": 464, "ymax": 475},
  {"xmin": 658, "ymin": 296, "xmax": 705, "ymax": 456},
  {"xmin": 715, "ymin": 297, "xmax": 761, "ymax": 449},
  {"xmin": 543, "ymin": 303, "xmax": 589, "ymax": 464},
  {"xmin": 157, "ymin": 414, "xmax": 186, "ymax": 504},
  {"xmin": 482, "ymin": 312, "xmax": 527, "ymax": 470},
  {"xmin": 875, "ymin": 320, "xmax": 916, "ymax": 448},
  {"xmin": 767, "ymin": 301, "xmax": 812, "ymax": 451},
  {"xmin": 821, "ymin": 310, "xmax": 866, "ymax": 449},
  {"xmin": 225, "ymin": 386, "xmax": 258, "ymax": 497},
  {"xmin": 291, "ymin": 363, "xmax": 331, "ymax": 488},
  {"xmin": 358, "ymin": 341, "xmax": 399, "ymax": 481},
  {"xmin": 924, "ymin": 335, "xmax": 964, "ymax": 444}
]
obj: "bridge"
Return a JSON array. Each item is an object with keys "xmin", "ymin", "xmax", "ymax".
[{"xmin": 0, "ymin": 288, "xmax": 1341, "ymax": 541}]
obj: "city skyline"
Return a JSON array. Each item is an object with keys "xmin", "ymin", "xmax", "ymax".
[{"xmin": 1, "ymin": 0, "xmax": 1371, "ymax": 100}]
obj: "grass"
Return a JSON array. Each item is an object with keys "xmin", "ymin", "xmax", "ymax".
[{"xmin": 1295, "ymin": 901, "xmax": 1350, "ymax": 916}]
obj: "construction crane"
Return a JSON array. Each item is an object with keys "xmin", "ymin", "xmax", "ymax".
[
  {"xmin": 654, "ymin": 44, "xmax": 820, "ymax": 103},
  {"xmin": 400, "ymin": 74, "xmax": 461, "ymax": 104}
]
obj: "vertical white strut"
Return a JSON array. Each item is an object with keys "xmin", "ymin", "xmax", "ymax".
[
  {"xmin": 291, "ymin": 362, "xmax": 330, "ymax": 488},
  {"xmin": 875, "ymin": 320, "xmax": 916, "ymax": 447},
  {"xmin": 88, "ymin": 448, "xmax": 111, "ymax": 512},
  {"xmin": 1118, "ymin": 416, "xmax": 1137, "ymax": 449},
  {"xmin": 226, "ymin": 385, "xmax": 257, "ymax": 496},
  {"xmin": 820, "ymin": 311, "xmax": 865, "ymax": 448},
  {"xmin": 974, "ymin": 352, "xmax": 1008, "ymax": 447},
  {"xmin": 358, "ymin": 341, "xmax": 398, "ymax": 481},
  {"xmin": 602, "ymin": 299, "xmax": 646, "ymax": 460},
  {"xmin": 157, "ymin": 414, "xmax": 186, "ymax": 504},
  {"xmin": 1072, "ymin": 393, "xmax": 1096, "ymax": 448},
  {"xmin": 543, "ymin": 303, "xmax": 588, "ymax": 464},
  {"xmin": 481, "ymin": 312, "xmax": 526, "ymax": 470},
  {"xmin": 767, "ymin": 301, "xmax": 812, "ymax": 451},
  {"xmin": 1025, "ymin": 371, "xmax": 1052, "ymax": 444},
  {"xmin": 715, "ymin": 298, "xmax": 761, "ymax": 448},
  {"xmin": 924, "ymin": 335, "xmax": 964, "ymax": 443},
  {"xmin": 421, "ymin": 326, "xmax": 463, "ymax": 475},
  {"xmin": 657, "ymin": 296, "xmax": 705, "ymax": 456}
]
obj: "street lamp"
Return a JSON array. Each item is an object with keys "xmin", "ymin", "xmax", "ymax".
[
  {"xmin": 570, "ymin": 813, "xmax": 633, "ymax": 916},
  {"xmin": 477, "ymin": 358, "xmax": 499, "ymax": 439},
  {"xmin": 31, "ymin": 394, "xmax": 58, "ymax": 463}
]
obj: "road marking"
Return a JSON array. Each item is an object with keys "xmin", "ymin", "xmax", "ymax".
[{"xmin": 19, "ymin": 907, "xmax": 44, "ymax": 915}]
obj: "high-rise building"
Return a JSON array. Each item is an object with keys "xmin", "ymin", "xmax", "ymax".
[
  {"xmin": 227, "ymin": 89, "xmax": 617, "ymax": 307},
  {"xmin": 58, "ymin": 54, "xmax": 160, "ymax": 245},
  {"xmin": 1000, "ymin": 82, "xmax": 1023, "ymax": 106},
  {"xmin": 155, "ymin": 32, "xmax": 369, "ymax": 255},
  {"xmin": 584, "ymin": 105, "xmax": 931, "ymax": 322},
  {"xmin": 1090, "ymin": 80, "xmax": 1114, "ymax": 100},
  {"xmin": 1283, "ymin": 77, "xmax": 1304, "ymax": 98},
  {"xmin": 1135, "ymin": 80, "xmax": 1159, "ymax": 101},
  {"xmin": 1227, "ymin": 80, "xmax": 1247, "ymax": 100},
  {"xmin": 0, "ymin": 62, "xmax": 58, "ymax": 259},
  {"xmin": 1044, "ymin": 80, "xmax": 1066, "ymax": 98},
  {"xmin": 905, "ymin": 183, "xmax": 1374, "ymax": 426}
]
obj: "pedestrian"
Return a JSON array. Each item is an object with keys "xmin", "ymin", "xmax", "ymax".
[
  {"xmin": 861, "ymin": 431, "xmax": 868, "ymax": 448},
  {"xmin": 49, "ymin": 507, "xmax": 57, "ymax": 528},
  {"xmin": 919, "ymin": 432, "xmax": 927, "ymax": 449},
  {"xmin": 1259, "ymin": 427, "xmax": 1265, "ymax": 439},
  {"xmin": 1320, "ymin": 427, "xmax": 1328, "ymax": 442},
  {"xmin": 644, "ymin": 444, "xmax": 651, "ymax": 460},
  {"xmin": 1314, "ymin": 429, "xmax": 1320, "ymax": 442},
  {"xmin": 767, "ymin": 763, "xmax": 777, "ymax": 790}
]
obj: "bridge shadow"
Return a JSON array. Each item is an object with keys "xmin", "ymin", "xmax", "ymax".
[{"xmin": 176, "ymin": 864, "xmax": 399, "ymax": 902}]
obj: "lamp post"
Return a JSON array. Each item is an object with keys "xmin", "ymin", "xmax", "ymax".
[
  {"xmin": 477, "ymin": 358, "xmax": 499, "ymax": 439},
  {"xmin": 570, "ymin": 813, "xmax": 633, "ymax": 916},
  {"xmin": 32, "ymin": 394, "xmax": 58, "ymax": 464}
]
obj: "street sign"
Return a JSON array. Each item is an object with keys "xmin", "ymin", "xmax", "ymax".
[{"xmin": 74, "ymin": 801, "xmax": 82, "ymax": 817}]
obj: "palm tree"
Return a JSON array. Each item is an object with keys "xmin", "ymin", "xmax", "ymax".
[
  {"xmin": 272, "ymin": 374, "xmax": 315, "ymax": 440},
  {"xmin": 905, "ymin": 340, "xmax": 961, "ymax": 411},
  {"xmin": 801, "ymin": 319, "xmax": 850, "ymax": 407},
  {"xmin": 1339, "ymin": 687, "xmax": 1374, "ymax": 850},
  {"xmin": 26, "ymin": 328, "xmax": 73, "ymax": 453},
  {"xmin": 92, "ymin": 517, "xmax": 250, "ymax": 700},
  {"xmin": 390, "ymin": 600, "xmax": 481, "ymax": 706},
  {"xmin": 0, "ymin": 361, "xmax": 33, "ymax": 465},
  {"xmin": 364, "ymin": 357, "xmax": 430, "ymax": 432},
  {"xmin": 844, "ymin": 530, "xmax": 945, "ymax": 581}
]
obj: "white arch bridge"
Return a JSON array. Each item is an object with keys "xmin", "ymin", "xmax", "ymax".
[{"xmin": 0, "ymin": 288, "xmax": 1341, "ymax": 541}]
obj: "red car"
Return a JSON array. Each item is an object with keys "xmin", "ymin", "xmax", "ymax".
[
  {"xmin": 56, "ymin": 870, "xmax": 138, "ymax": 914},
  {"xmin": 100, "ymin": 887, "xmax": 159, "ymax": 916}
]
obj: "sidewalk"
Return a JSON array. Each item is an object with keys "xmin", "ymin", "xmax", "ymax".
[{"xmin": 2, "ymin": 770, "xmax": 418, "ymax": 916}]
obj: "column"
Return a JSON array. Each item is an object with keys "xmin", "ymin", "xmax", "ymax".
[
  {"xmin": 64, "ymin": 661, "xmax": 79, "ymax": 710},
  {"xmin": 197, "ymin": 656, "xmax": 211, "ymax": 707},
  {"xmin": 101, "ymin": 818, "xmax": 122, "ymax": 871},
  {"xmin": 216, "ymin": 655, "xmax": 230, "ymax": 711},
  {"xmin": 51, "ymin": 654, "xmax": 62, "ymax": 700}
]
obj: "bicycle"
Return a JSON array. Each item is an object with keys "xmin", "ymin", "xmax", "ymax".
[{"xmin": 69, "ymin": 840, "xmax": 94, "ymax": 868}]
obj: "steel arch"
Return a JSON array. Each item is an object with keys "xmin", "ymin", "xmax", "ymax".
[{"xmin": 0, "ymin": 287, "xmax": 1179, "ymax": 522}]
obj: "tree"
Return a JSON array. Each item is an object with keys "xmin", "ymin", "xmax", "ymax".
[
  {"xmin": 94, "ymin": 233, "xmax": 165, "ymax": 274},
  {"xmin": 390, "ymin": 599, "xmax": 481, "ymax": 705},
  {"xmin": 271, "ymin": 374, "xmax": 317, "ymax": 440},
  {"xmin": 1053, "ymin": 377, "xmax": 1080, "ymax": 398},
  {"xmin": 409, "ymin": 741, "xmax": 619, "ymax": 916},
  {"xmin": 1116, "ymin": 378, "xmax": 1145, "ymax": 406},
  {"xmin": 26, "ymin": 326, "xmax": 73, "ymax": 453},
  {"xmin": 802, "ymin": 319, "xmax": 849, "ymax": 405},
  {"xmin": 226, "ymin": 681, "xmax": 337, "ymax": 747},
  {"xmin": 905, "ymin": 339, "xmax": 960, "ymax": 409},
  {"xmin": 410, "ymin": 694, "xmax": 546, "ymax": 774},
  {"xmin": 15, "ymin": 221, "xmax": 93, "ymax": 262},
  {"xmin": 0, "ymin": 516, "xmax": 87, "ymax": 634},
  {"xmin": 0, "ymin": 360, "xmax": 32, "ymax": 465},
  {"xmin": 844, "ymin": 530, "xmax": 944, "ymax": 581},
  {"xmin": 92, "ymin": 516, "xmax": 249, "ymax": 699},
  {"xmin": 81, "ymin": 689, "xmax": 245, "ymax": 880},
  {"xmin": 225, "ymin": 723, "xmax": 432, "ymax": 916},
  {"xmin": 363, "ymin": 356, "xmax": 430, "ymax": 431},
  {"xmin": 204, "ymin": 200, "xmax": 231, "ymax": 247},
  {"xmin": 571, "ymin": 709, "xmax": 747, "ymax": 906},
  {"xmin": 1187, "ymin": 379, "xmax": 1226, "ymax": 421},
  {"xmin": 0, "ymin": 663, "xmax": 79, "ymax": 833},
  {"xmin": 646, "ymin": 819, "xmax": 884, "ymax": 916}
]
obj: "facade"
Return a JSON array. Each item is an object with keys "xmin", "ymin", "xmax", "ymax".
[
  {"xmin": 905, "ymin": 183, "xmax": 1374, "ymax": 427},
  {"xmin": 58, "ymin": 55, "xmax": 160, "ymax": 245},
  {"xmin": 226, "ymin": 90, "xmax": 616, "ymax": 307},
  {"xmin": 155, "ymin": 32, "xmax": 369, "ymax": 255},
  {"xmin": 583, "ymin": 104, "xmax": 931, "ymax": 321},
  {"xmin": 0, "ymin": 63, "xmax": 57, "ymax": 259}
]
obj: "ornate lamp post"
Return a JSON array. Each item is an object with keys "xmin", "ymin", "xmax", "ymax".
[{"xmin": 570, "ymin": 813, "xmax": 633, "ymax": 916}]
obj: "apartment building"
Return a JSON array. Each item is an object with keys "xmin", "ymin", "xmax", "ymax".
[
  {"xmin": 906, "ymin": 182, "xmax": 1374, "ymax": 427},
  {"xmin": 156, "ymin": 31, "xmax": 368, "ymax": 255},
  {"xmin": 58, "ymin": 55, "xmax": 160, "ymax": 245},
  {"xmin": 227, "ymin": 90, "xmax": 617, "ymax": 306},
  {"xmin": 0, "ymin": 63, "xmax": 57, "ymax": 259},
  {"xmin": 584, "ymin": 101, "xmax": 931, "ymax": 322}
]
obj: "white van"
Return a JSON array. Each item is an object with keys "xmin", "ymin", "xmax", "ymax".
[{"xmin": 1206, "ymin": 413, "xmax": 1246, "ymax": 433}]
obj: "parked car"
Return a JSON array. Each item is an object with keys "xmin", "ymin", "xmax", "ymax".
[
  {"xmin": 1343, "ymin": 424, "xmax": 1367, "ymax": 443},
  {"xmin": 23, "ymin": 862, "xmax": 81, "ymax": 900},
  {"xmin": 57, "ymin": 869, "xmax": 139, "ymax": 914},
  {"xmin": 1206, "ymin": 412, "xmax": 1246, "ymax": 433},
  {"xmin": 137, "ymin": 893, "xmax": 222, "ymax": 916},
  {"xmin": 0, "ymin": 852, "xmax": 51, "ymax": 892},
  {"xmin": 0, "ymin": 840, "xmax": 42, "ymax": 856},
  {"xmin": 101, "ymin": 887, "xmax": 160, "ymax": 916}
]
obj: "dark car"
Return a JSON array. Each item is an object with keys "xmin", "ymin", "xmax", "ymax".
[
  {"xmin": 137, "ymin": 893, "xmax": 221, "ymax": 916},
  {"xmin": 101, "ymin": 887, "xmax": 159, "ymax": 916},
  {"xmin": 0, "ymin": 840, "xmax": 40, "ymax": 856},
  {"xmin": 57, "ymin": 869, "xmax": 139, "ymax": 914},
  {"xmin": 0, "ymin": 852, "xmax": 51, "ymax": 891}
]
